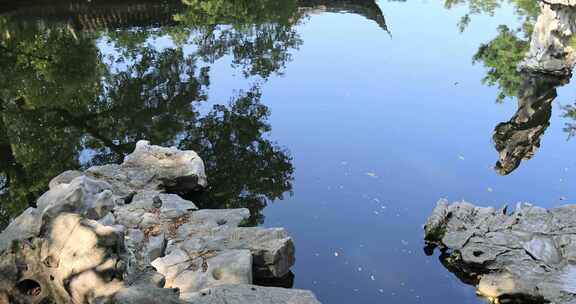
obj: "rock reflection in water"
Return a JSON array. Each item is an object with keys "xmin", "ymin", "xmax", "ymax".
[
  {"xmin": 493, "ymin": 72, "xmax": 569, "ymax": 175},
  {"xmin": 488, "ymin": 0, "xmax": 576, "ymax": 175},
  {"xmin": 426, "ymin": 1, "xmax": 576, "ymax": 303}
]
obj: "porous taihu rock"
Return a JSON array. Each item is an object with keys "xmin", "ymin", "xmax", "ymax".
[{"xmin": 0, "ymin": 141, "xmax": 319, "ymax": 304}]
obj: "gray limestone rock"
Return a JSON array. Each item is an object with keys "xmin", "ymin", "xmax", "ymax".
[
  {"xmin": 0, "ymin": 208, "xmax": 42, "ymax": 252},
  {"xmin": 152, "ymin": 249, "xmax": 252, "ymax": 295},
  {"xmin": 175, "ymin": 227, "xmax": 295, "ymax": 279},
  {"xmin": 424, "ymin": 199, "xmax": 576, "ymax": 304},
  {"xmin": 38, "ymin": 175, "xmax": 116, "ymax": 222},
  {"xmin": 146, "ymin": 233, "xmax": 167, "ymax": 263},
  {"xmin": 176, "ymin": 208, "xmax": 250, "ymax": 231},
  {"xmin": 182, "ymin": 284, "xmax": 321, "ymax": 304},
  {"xmin": 520, "ymin": 1, "xmax": 576, "ymax": 75},
  {"xmin": 48, "ymin": 170, "xmax": 84, "ymax": 189},
  {"xmin": 88, "ymin": 141, "xmax": 207, "ymax": 196},
  {"xmin": 545, "ymin": 0, "xmax": 576, "ymax": 5},
  {"xmin": 0, "ymin": 142, "xmax": 317, "ymax": 304}
]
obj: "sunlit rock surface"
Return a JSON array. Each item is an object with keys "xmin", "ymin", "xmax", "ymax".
[
  {"xmin": 183, "ymin": 284, "xmax": 321, "ymax": 304},
  {"xmin": 521, "ymin": 0, "xmax": 576, "ymax": 75},
  {"xmin": 0, "ymin": 141, "xmax": 318, "ymax": 304},
  {"xmin": 544, "ymin": 0, "xmax": 576, "ymax": 6},
  {"xmin": 424, "ymin": 199, "xmax": 576, "ymax": 304}
]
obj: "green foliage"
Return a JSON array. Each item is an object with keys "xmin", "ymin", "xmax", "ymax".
[
  {"xmin": 473, "ymin": 25, "xmax": 530, "ymax": 102},
  {"xmin": 442, "ymin": 0, "xmax": 540, "ymax": 102},
  {"xmin": 176, "ymin": 0, "xmax": 299, "ymax": 26},
  {"xmin": 175, "ymin": 0, "xmax": 303, "ymax": 79},
  {"xmin": 445, "ymin": 0, "xmax": 539, "ymax": 32},
  {"xmin": 562, "ymin": 104, "xmax": 576, "ymax": 139}
]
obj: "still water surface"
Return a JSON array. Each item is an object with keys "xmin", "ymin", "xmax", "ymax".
[{"xmin": 1, "ymin": 0, "xmax": 576, "ymax": 303}]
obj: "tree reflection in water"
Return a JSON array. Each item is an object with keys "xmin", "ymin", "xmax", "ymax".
[
  {"xmin": 0, "ymin": 0, "xmax": 391, "ymax": 228},
  {"xmin": 493, "ymin": 72, "xmax": 569, "ymax": 175},
  {"xmin": 0, "ymin": 0, "xmax": 306, "ymax": 228}
]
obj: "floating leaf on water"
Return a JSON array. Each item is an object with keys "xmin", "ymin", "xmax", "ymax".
[{"xmin": 366, "ymin": 172, "xmax": 377, "ymax": 178}]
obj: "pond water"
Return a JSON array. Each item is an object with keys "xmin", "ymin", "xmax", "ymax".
[{"xmin": 1, "ymin": 0, "xmax": 576, "ymax": 303}]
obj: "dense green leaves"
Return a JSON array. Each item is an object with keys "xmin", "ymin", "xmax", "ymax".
[
  {"xmin": 473, "ymin": 25, "xmax": 530, "ymax": 102},
  {"xmin": 444, "ymin": 0, "xmax": 539, "ymax": 102}
]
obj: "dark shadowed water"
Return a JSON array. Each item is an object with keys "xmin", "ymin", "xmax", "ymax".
[{"xmin": 1, "ymin": 0, "xmax": 576, "ymax": 303}]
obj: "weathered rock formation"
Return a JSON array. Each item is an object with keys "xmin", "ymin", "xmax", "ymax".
[
  {"xmin": 520, "ymin": 0, "xmax": 576, "ymax": 75},
  {"xmin": 0, "ymin": 141, "xmax": 319, "ymax": 304},
  {"xmin": 491, "ymin": 0, "xmax": 576, "ymax": 175},
  {"xmin": 492, "ymin": 72, "xmax": 568, "ymax": 175},
  {"xmin": 425, "ymin": 200, "xmax": 576, "ymax": 304}
]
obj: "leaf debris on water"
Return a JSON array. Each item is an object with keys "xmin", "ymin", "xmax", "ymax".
[{"xmin": 366, "ymin": 172, "xmax": 377, "ymax": 178}]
